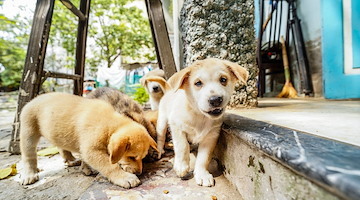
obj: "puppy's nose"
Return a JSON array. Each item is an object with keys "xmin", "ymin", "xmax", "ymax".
[
  {"xmin": 209, "ymin": 96, "xmax": 223, "ymax": 107},
  {"xmin": 152, "ymin": 86, "xmax": 159, "ymax": 92}
]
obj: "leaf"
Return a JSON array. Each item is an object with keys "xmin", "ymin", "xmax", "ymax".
[
  {"xmin": 0, "ymin": 164, "xmax": 17, "ymax": 179},
  {"xmin": 37, "ymin": 146, "xmax": 59, "ymax": 156}
]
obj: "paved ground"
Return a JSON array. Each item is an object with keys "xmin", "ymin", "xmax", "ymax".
[
  {"xmin": 0, "ymin": 92, "xmax": 242, "ymax": 200},
  {"xmin": 0, "ymin": 151, "xmax": 241, "ymax": 200},
  {"xmin": 1, "ymin": 92, "xmax": 359, "ymax": 199}
]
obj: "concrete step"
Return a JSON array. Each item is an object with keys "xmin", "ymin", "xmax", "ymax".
[{"xmin": 215, "ymin": 114, "xmax": 360, "ymax": 200}]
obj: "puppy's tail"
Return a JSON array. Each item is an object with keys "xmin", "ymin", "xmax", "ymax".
[{"xmin": 144, "ymin": 76, "xmax": 171, "ymax": 93}]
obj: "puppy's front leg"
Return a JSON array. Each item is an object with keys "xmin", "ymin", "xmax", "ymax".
[
  {"xmin": 156, "ymin": 113, "xmax": 168, "ymax": 158},
  {"xmin": 81, "ymin": 148, "xmax": 140, "ymax": 189},
  {"xmin": 194, "ymin": 131, "xmax": 219, "ymax": 187},
  {"xmin": 172, "ymin": 128, "xmax": 190, "ymax": 178}
]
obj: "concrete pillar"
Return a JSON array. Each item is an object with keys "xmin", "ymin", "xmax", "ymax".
[{"xmin": 180, "ymin": 0, "xmax": 258, "ymax": 107}]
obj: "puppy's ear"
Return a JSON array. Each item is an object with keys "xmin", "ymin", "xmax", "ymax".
[
  {"xmin": 151, "ymin": 69, "xmax": 165, "ymax": 78},
  {"xmin": 147, "ymin": 135, "xmax": 159, "ymax": 153},
  {"xmin": 222, "ymin": 60, "xmax": 249, "ymax": 85},
  {"xmin": 145, "ymin": 76, "xmax": 170, "ymax": 92},
  {"xmin": 168, "ymin": 67, "xmax": 191, "ymax": 91},
  {"xmin": 108, "ymin": 133, "xmax": 130, "ymax": 164}
]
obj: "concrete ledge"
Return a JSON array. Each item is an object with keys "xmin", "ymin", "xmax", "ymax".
[{"xmin": 214, "ymin": 114, "xmax": 360, "ymax": 200}]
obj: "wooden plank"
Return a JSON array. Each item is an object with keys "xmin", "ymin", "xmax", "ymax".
[
  {"xmin": 59, "ymin": 0, "xmax": 86, "ymax": 21},
  {"xmin": 9, "ymin": 0, "xmax": 55, "ymax": 154},
  {"xmin": 42, "ymin": 71, "xmax": 82, "ymax": 83},
  {"xmin": 145, "ymin": 0, "xmax": 177, "ymax": 79},
  {"xmin": 73, "ymin": 0, "xmax": 91, "ymax": 95}
]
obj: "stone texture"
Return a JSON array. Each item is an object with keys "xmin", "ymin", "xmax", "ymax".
[
  {"xmin": 214, "ymin": 113, "xmax": 360, "ymax": 200},
  {"xmin": 180, "ymin": 0, "xmax": 258, "ymax": 107}
]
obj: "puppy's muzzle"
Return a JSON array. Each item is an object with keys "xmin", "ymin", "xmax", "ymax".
[
  {"xmin": 152, "ymin": 86, "xmax": 160, "ymax": 93},
  {"xmin": 207, "ymin": 108, "xmax": 223, "ymax": 116},
  {"xmin": 208, "ymin": 96, "xmax": 223, "ymax": 107},
  {"xmin": 207, "ymin": 96, "xmax": 224, "ymax": 117}
]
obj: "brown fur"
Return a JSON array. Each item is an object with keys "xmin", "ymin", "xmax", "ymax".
[
  {"xmin": 144, "ymin": 110, "xmax": 158, "ymax": 128},
  {"xmin": 86, "ymin": 87, "xmax": 157, "ymax": 139},
  {"xmin": 20, "ymin": 92, "xmax": 158, "ymax": 188}
]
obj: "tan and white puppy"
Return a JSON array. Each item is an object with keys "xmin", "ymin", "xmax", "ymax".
[
  {"xmin": 20, "ymin": 92, "xmax": 158, "ymax": 188},
  {"xmin": 156, "ymin": 58, "xmax": 248, "ymax": 187},
  {"xmin": 140, "ymin": 69, "xmax": 166, "ymax": 110}
]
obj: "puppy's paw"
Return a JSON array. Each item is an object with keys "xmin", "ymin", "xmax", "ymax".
[
  {"xmin": 21, "ymin": 173, "xmax": 39, "ymax": 185},
  {"xmin": 157, "ymin": 147, "xmax": 165, "ymax": 159},
  {"xmin": 81, "ymin": 162, "xmax": 97, "ymax": 176},
  {"xmin": 174, "ymin": 161, "xmax": 190, "ymax": 178},
  {"xmin": 111, "ymin": 172, "xmax": 141, "ymax": 189},
  {"xmin": 65, "ymin": 159, "xmax": 82, "ymax": 167},
  {"xmin": 194, "ymin": 171, "xmax": 214, "ymax": 187},
  {"xmin": 144, "ymin": 148, "xmax": 160, "ymax": 162}
]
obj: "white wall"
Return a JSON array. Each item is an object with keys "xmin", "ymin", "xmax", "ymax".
[{"xmin": 297, "ymin": 0, "xmax": 322, "ymax": 41}]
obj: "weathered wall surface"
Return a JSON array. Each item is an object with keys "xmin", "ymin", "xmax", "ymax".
[
  {"xmin": 214, "ymin": 129, "xmax": 339, "ymax": 200},
  {"xmin": 180, "ymin": 0, "xmax": 258, "ymax": 107},
  {"xmin": 297, "ymin": 0, "xmax": 323, "ymax": 97}
]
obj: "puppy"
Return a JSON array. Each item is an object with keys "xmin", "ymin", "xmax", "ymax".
[
  {"xmin": 144, "ymin": 110, "xmax": 158, "ymax": 128},
  {"xmin": 86, "ymin": 87, "xmax": 157, "ymax": 139},
  {"xmin": 20, "ymin": 92, "xmax": 158, "ymax": 188},
  {"xmin": 140, "ymin": 69, "xmax": 166, "ymax": 110},
  {"xmin": 156, "ymin": 58, "xmax": 248, "ymax": 186}
]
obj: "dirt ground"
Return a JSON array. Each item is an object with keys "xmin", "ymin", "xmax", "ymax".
[{"xmin": 0, "ymin": 92, "xmax": 242, "ymax": 200}]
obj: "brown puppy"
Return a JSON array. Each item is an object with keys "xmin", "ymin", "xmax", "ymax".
[
  {"xmin": 86, "ymin": 87, "xmax": 157, "ymax": 139},
  {"xmin": 20, "ymin": 92, "xmax": 158, "ymax": 188}
]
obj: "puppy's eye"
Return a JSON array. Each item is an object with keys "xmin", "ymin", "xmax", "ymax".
[
  {"xmin": 129, "ymin": 156, "xmax": 136, "ymax": 161},
  {"xmin": 220, "ymin": 77, "xmax": 227, "ymax": 85},
  {"xmin": 194, "ymin": 80, "xmax": 203, "ymax": 87}
]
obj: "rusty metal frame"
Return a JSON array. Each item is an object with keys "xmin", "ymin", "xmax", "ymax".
[
  {"xmin": 9, "ymin": 0, "xmax": 174, "ymax": 154},
  {"xmin": 9, "ymin": 0, "xmax": 91, "ymax": 154}
]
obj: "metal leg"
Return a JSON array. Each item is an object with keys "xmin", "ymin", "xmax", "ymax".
[
  {"xmin": 9, "ymin": 0, "xmax": 56, "ymax": 154},
  {"xmin": 145, "ymin": 0, "xmax": 177, "ymax": 79},
  {"xmin": 74, "ymin": 0, "xmax": 91, "ymax": 96}
]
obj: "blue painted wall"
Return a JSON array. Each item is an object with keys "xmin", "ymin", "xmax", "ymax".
[
  {"xmin": 352, "ymin": 0, "xmax": 360, "ymax": 69},
  {"xmin": 322, "ymin": 0, "xmax": 360, "ymax": 99}
]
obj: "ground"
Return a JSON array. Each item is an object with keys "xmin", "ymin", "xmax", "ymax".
[{"xmin": 0, "ymin": 92, "xmax": 242, "ymax": 200}]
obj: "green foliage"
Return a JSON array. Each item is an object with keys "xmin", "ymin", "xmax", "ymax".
[
  {"xmin": 0, "ymin": 38, "xmax": 25, "ymax": 88},
  {"xmin": 0, "ymin": 5, "xmax": 31, "ymax": 89},
  {"xmin": 47, "ymin": 0, "xmax": 79, "ymax": 70},
  {"xmin": 0, "ymin": 0, "xmax": 155, "ymax": 89},
  {"xmin": 48, "ymin": 0, "xmax": 156, "ymax": 70},
  {"xmin": 131, "ymin": 85, "xmax": 149, "ymax": 105},
  {"xmin": 88, "ymin": 0, "xmax": 156, "ymax": 67}
]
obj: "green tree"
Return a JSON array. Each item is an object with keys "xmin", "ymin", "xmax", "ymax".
[
  {"xmin": 0, "ymin": 0, "xmax": 155, "ymax": 89},
  {"xmin": 0, "ymin": 1, "xmax": 31, "ymax": 89},
  {"xmin": 48, "ymin": 0, "xmax": 155, "ymax": 70},
  {"xmin": 47, "ymin": 0, "xmax": 79, "ymax": 70},
  {"xmin": 88, "ymin": 0, "xmax": 155, "ymax": 68},
  {"xmin": 0, "ymin": 38, "xmax": 26, "ymax": 89}
]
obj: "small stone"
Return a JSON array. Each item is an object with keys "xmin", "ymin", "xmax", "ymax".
[
  {"xmin": 163, "ymin": 190, "xmax": 169, "ymax": 194},
  {"xmin": 211, "ymin": 195, "xmax": 217, "ymax": 200}
]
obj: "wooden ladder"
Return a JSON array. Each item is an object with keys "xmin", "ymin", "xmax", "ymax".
[{"xmin": 9, "ymin": 0, "xmax": 176, "ymax": 154}]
